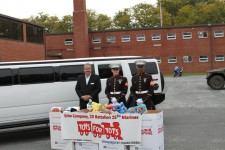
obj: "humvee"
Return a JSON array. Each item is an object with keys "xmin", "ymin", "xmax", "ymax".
[{"xmin": 206, "ymin": 68, "xmax": 225, "ymax": 90}]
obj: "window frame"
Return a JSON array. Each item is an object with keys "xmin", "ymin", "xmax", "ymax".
[
  {"xmin": 92, "ymin": 36, "xmax": 101, "ymax": 44},
  {"xmin": 167, "ymin": 33, "xmax": 176, "ymax": 40},
  {"xmin": 64, "ymin": 38, "xmax": 73, "ymax": 45},
  {"xmin": 183, "ymin": 56, "xmax": 192, "ymax": 63},
  {"xmin": 155, "ymin": 57, "xmax": 162, "ymax": 64},
  {"xmin": 136, "ymin": 34, "xmax": 145, "ymax": 42},
  {"xmin": 168, "ymin": 56, "xmax": 177, "ymax": 63},
  {"xmin": 198, "ymin": 31, "xmax": 208, "ymax": 39},
  {"xmin": 107, "ymin": 36, "xmax": 116, "ymax": 43},
  {"xmin": 18, "ymin": 66, "xmax": 55, "ymax": 84},
  {"xmin": 214, "ymin": 30, "xmax": 224, "ymax": 38},
  {"xmin": 182, "ymin": 32, "xmax": 192, "ymax": 39},
  {"xmin": 215, "ymin": 55, "xmax": 224, "ymax": 62},
  {"xmin": 199, "ymin": 55, "xmax": 208, "ymax": 62},
  {"xmin": 152, "ymin": 34, "xmax": 161, "ymax": 41},
  {"xmin": 121, "ymin": 35, "xmax": 130, "ymax": 42}
]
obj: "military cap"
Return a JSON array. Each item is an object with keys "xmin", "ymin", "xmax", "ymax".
[
  {"xmin": 109, "ymin": 63, "xmax": 121, "ymax": 69},
  {"xmin": 135, "ymin": 60, "xmax": 146, "ymax": 66}
]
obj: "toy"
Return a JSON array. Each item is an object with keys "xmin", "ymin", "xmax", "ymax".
[
  {"xmin": 100, "ymin": 104, "xmax": 108, "ymax": 112},
  {"xmin": 87, "ymin": 99, "xmax": 94, "ymax": 112},
  {"xmin": 114, "ymin": 102, "xmax": 127, "ymax": 114},
  {"xmin": 106, "ymin": 97, "xmax": 118, "ymax": 111},
  {"xmin": 86, "ymin": 99, "xmax": 101, "ymax": 112},
  {"xmin": 128, "ymin": 99, "xmax": 147, "ymax": 115},
  {"xmin": 92, "ymin": 102, "xmax": 101, "ymax": 112}
]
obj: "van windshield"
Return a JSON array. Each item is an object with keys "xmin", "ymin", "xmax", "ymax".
[{"xmin": 128, "ymin": 62, "xmax": 158, "ymax": 76}]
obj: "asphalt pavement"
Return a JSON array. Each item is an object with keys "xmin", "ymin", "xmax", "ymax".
[{"xmin": 0, "ymin": 75, "xmax": 225, "ymax": 150}]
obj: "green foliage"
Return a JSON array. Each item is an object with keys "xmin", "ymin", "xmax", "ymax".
[
  {"xmin": 23, "ymin": 0, "xmax": 225, "ymax": 32},
  {"xmin": 113, "ymin": 8, "xmax": 133, "ymax": 29},
  {"xmin": 87, "ymin": 9, "xmax": 112, "ymax": 31}
]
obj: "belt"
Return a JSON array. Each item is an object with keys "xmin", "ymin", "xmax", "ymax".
[
  {"xmin": 110, "ymin": 91, "xmax": 121, "ymax": 94},
  {"xmin": 135, "ymin": 90, "xmax": 148, "ymax": 94}
]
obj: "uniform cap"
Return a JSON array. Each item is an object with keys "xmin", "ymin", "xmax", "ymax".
[
  {"xmin": 109, "ymin": 63, "xmax": 121, "ymax": 69},
  {"xmin": 135, "ymin": 60, "xmax": 146, "ymax": 66}
]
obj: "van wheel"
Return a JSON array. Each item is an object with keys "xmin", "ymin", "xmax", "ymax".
[
  {"xmin": 160, "ymin": 72, "xmax": 165, "ymax": 91},
  {"xmin": 209, "ymin": 75, "xmax": 224, "ymax": 90}
]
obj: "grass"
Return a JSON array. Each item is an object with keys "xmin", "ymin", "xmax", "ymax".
[{"xmin": 164, "ymin": 72, "xmax": 206, "ymax": 77}]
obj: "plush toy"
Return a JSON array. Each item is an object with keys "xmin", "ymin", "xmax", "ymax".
[
  {"xmin": 86, "ymin": 99, "xmax": 101, "ymax": 113},
  {"xmin": 106, "ymin": 97, "xmax": 118, "ymax": 111},
  {"xmin": 114, "ymin": 102, "xmax": 127, "ymax": 114},
  {"xmin": 136, "ymin": 99, "xmax": 147, "ymax": 114},
  {"xmin": 128, "ymin": 99, "xmax": 147, "ymax": 115},
  {"xmin": 87, "ymin": 99, "xmax": 94, "ymax": 112},
  {"xmin": 100, "ymin": 104, "xmax": 108, "ymax": 112},
  {"xmin": 92, "ymin": 102, "xmax": 101, "ymax": 112}
]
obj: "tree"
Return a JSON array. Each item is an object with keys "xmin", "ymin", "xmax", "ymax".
[
  {"xmin": 87, "ymin": 9, "xmax": 98, "ymax": 31},
  {"xmin": 113, "ymin": 8, "xmax": 133, "ymax": 29},
  {"xmin": 23, "ymin": 12, "xmax": 59, "ymax": 33},
  {"xmin": 96, "ymin": 14, "xmax": 112, "ymax": 30},
  {"xmin": 87, "ymin": 9, "xmax": 112, "ymax": 31},
  {"xmin": 132, "ymin": 3, "xmax": 157, "ymax": 28},
  {"xmin": 175, "ymin": 1, "xmax": 225, "ymax": 25},
  {"xmin": 53, "ymin": 15, "xmax": 73, "ymax": 33}
]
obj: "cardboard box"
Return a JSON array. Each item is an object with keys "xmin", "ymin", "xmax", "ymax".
[
  {"xmin": 130, "ymin": 110, "xmax": 164, "ymax": 150},
  {"xmin": 75, "ymin": 142, "xmax": 99, "ymax": 150},
  {"xmin": 49, "ymin": 111, "xmax": 74, "ymax": 150},
  {"xmin": 99, "ymin": 144, "xmax": 129, "ymax": 150}
]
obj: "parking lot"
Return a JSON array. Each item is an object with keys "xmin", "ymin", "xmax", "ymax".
[
  {"xmin": 0, "ymin": 75, "xmax": 225, "ymax": 150},
  {"xmin": 158, "ymin": 75, "xmax": 225, "ymax": 150}
]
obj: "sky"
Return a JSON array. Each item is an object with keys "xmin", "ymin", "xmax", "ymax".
[{"xmin": 0, "ymin": 0, "xmax": 157, "ymax": 19}]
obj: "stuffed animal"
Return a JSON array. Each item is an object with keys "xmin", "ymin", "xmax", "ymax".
[
  {"xmin": 114, "ymin": 102, "xmax": 127, "ymax": 114},
  {"xmin": 128, "ymin": 99, "xmax": 147, "ymax": 114},
  {"xmin": 92, "ymin": 102, "xmax": 101, "ymax": 112},
  {"xmin": 87, "ymin": 99, "xmax": 94, "ymax": 112}
]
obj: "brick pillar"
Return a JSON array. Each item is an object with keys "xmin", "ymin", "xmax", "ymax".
[{"xmin": 73, "ymin": 0, "xmax": 89, "ymax": 58}]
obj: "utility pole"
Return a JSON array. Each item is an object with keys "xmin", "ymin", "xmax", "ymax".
[{"xmin": 160, "ymin": 0, "xmax": 163, "ymax": 27}]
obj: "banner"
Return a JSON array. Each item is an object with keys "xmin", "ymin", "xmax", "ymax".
[{"xmin": 61, "ymin": 112, "xmax": 142, "ymax": 145}]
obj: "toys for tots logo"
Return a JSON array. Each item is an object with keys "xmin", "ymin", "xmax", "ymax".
[{"xmin": 77, "ymin": 121, "xmax": 123, "ymax": 140}]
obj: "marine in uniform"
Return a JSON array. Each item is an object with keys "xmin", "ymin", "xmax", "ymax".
[
  {"xmin": 105, "ymin": 63, "xmax": 128, "ymax": 105},
  {"xmin": 130, "ymin": 60, "xmax": 156, "ymax": 110}
]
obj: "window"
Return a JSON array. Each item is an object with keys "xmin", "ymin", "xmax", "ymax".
[
  {"xmin": 155, "ymin": 57, "xmax": 161, "ymax": 64},
  {"xmin": 199, "ymin": 55, "xmax": 208, "ymax": 62},
  {"xmin": 59, "ymin": 65, "xmax": 94, "ymax": 81},
  {"xmin": 121, "ymin": 35, "xmax": 130, "ymax": 42},
  {"xmin": 183, "ymin": 32, "xmax": 192, "ymax": 39},
  {"xmin": 64, "ymin": 39, "xmax": 73, "ymax": 45},
  {"xmin": 107, "ymin": 36, "xmax": 116, "ymax": 43},
  {"xmin": 198, "ymin": 31, "xmax": 208, "ymax": 38},
  {"xmin": 26, "ymin": 25, "xmax": 44, "ymax": 44},
  {"xmin": 183, "ymin": 56, "xmax": 192, "ymax": 63},
  {"xmin": 19, "ymin": 67, "xmax": 54, "ymax": 84},
  {"xmin": 168, "ymin": 56, "xmax": 177, "ymax": 63},
  {"xmin": 128, "ymin": 62, "xmax": 158, "ymax": 76},
  {"xmin": 0, "ymin": 69, "xmax": 13, "ymax": 86},
  {"xmin": 0, "ymin": 17, "xmax": 23, "ymax": 41},
  {"xmin": 215, "ymin": 55, "xmax": 224, "ymax": 62},
  {"xmin": 214, "ymin": 30, "xmax": 224, "ymax": 38},
  {"xmin": 92, "ymin": 37, "xmax": 101, "ymax": 43},
  {"xmin": 167, "ymin": 33, "xmax": 176, "ymax": 40},
  {"xmin": 152, "ymin": 34, "xmax": 161, "ymax": 40},
  {"xmin": 136, "ymin": 34, "xmax": 145, "ymax": 41},
  {"xmin": 98, "ymin": 64, "xmax": 123, "ymax": 79}
]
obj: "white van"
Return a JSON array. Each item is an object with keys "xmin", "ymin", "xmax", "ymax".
[{"xmin": 0, "ymin": 56, "xmax": 165, "ymax": 129}]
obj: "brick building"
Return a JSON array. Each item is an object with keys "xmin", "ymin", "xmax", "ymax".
[
  {"xmin": 1, "ymin": 0, "xmax": 225, "ymax": 74},
  {"xmin": 0, "ymin": 14, "xmax": 45, "ymax": 62},
  {"xmin": 45, "ymin": 0, "xmax": 225, "ymax": 74}
]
